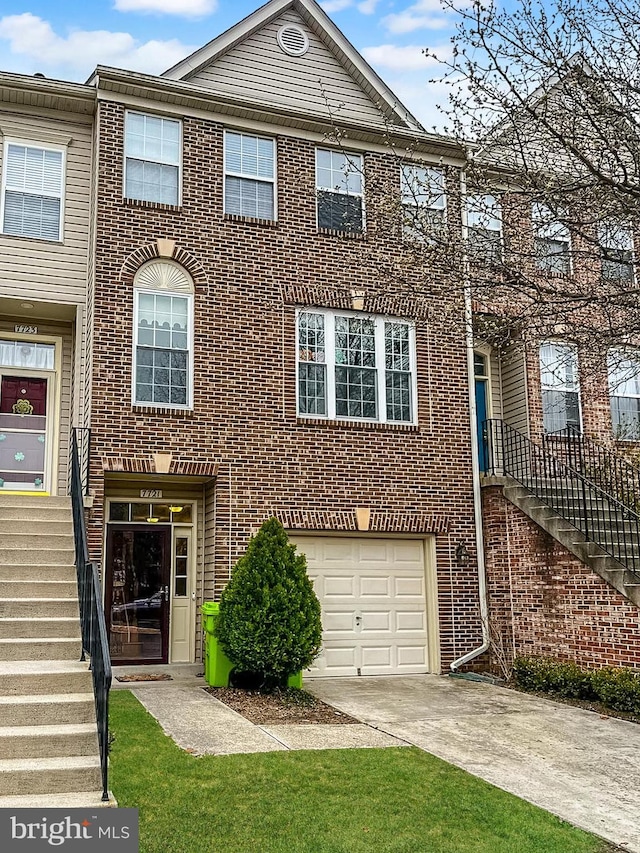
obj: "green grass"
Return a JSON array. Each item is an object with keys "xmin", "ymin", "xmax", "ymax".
[{"xmin": 109, "ymin": 690, "xmax": 611, "ymax": 853}]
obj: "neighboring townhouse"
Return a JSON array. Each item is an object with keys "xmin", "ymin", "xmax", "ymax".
[
  {"xmin": 468, "ymin": 188, "xmax": 640, "ymax": 670},
  {"xmin": 85, "ymin": 0, "xmax": 487, "ymax": 676},
  {"xmin": 0, "ymin": 72, "xmax": 95, "ymax": 494}
]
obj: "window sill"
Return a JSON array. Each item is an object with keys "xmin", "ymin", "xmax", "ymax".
[
  {"xmin": 132, "ymin": 405, "xmax": 194, "ymax": 418},
  {"xmin": 296, "ymin": 416, "xmax": 418, "ymax": 432},
  {"xmin": 1, "ymin": 231, "xmax": 62, "ymax": 244},
  {"xmin": 316, "ymin": 227, "xmax": 365, "ymax": 239},
  {"xmin": 223, "ymin": 213, "xmax": 278, "ymax": 227},
  {"xmin": 122, "ymin": 198, "xmax": 182, "ymax": 212}
]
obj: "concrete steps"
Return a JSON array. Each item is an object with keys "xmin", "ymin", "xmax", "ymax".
[{"xmin": 0, "ymin": 494, "xmax": 113, "ymax": 806}]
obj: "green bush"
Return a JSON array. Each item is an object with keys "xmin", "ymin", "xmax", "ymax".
[
  {"xmin": 512, "ymin": 656, "xmax": 594, "ymax": 699},
  {"xmin": 591, "ymin": 666, "xmax": 640, "ymax": 714},
  {"xmin": 215, "ymin": 517, "xmax": 322, "ymax": 688}
]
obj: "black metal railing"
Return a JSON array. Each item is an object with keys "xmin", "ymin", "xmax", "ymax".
[
  {"xmin": 485, "ymin": 419, "xmax": 640, "ymax": 581},
  {"xmin": 543, "ymin": 424, "xmax": 640, "ymax": 515},
  {"xmin": 70, "ymin": 428, "xmax": 112, "ymax": 802},
  {"xmin": 68, "ymin": 427, "xmax": 91, "ymax": 497}
]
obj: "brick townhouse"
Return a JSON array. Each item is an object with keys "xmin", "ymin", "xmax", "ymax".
[{"xmin": 85, "ymin": 0, "xmax": 488, "ymax": 675}]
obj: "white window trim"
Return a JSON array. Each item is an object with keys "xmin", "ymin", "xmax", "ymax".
[
  {"xmin": 598, "ymin": 221, "xmax": 635, "ymax": 283},
  {"xmin": 132, "ymin": 287, "xmax": 194, "ymax": 410},
  {"xmin": 0, "ymin": 137, "xmax": 66, "ymax": 242},
  {"xmin": 608, "ymin": 347, "xmax": 640, "ymax": 441},
  {"xmin": 223, "ymin": 129, "xmax": 277, "ymax": 221},
  {"xmin": 539, "ymin": 340, "xmax": 582, "ymax": 433},
  {"xmin": 532, "ymin": 203, "xmax": 572, "ymax": 274},
  {"xmin": 400, "ymin": 164, "xmax": 446, "ymax": 213},
  {"xmin": 296, "ymin": 307, "xmax": 417, "ymax": 425},
  {"xmin": 315, "ymin": 148, "xmax": 365, "ymax": 232},
  {"xmin": 123, "ymin": 110, "xmax": 183, "ymax": 206},
  {"xmin": 466, "ymin": 193, "xmax": 502, "ymax": 251}
]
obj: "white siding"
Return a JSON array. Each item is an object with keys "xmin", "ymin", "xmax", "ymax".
[{"xmin": 187, "ymin": 10, "xmax": 388, "ymax": 128}]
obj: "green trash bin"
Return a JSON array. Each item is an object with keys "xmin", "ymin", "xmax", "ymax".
[{"xmin": 201, "ymin": 602, "xmax": 234, "ymax": 688}]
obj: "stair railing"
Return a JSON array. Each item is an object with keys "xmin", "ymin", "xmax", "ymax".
[
  {"xmin": 70, "ymin": 428, "xmax": 112, "ymax": 803},
  {"xmin": 543, "ymin": 424, "xmax": 640, "ymax": 515},
  {"xmin": 484, "ymin": 419, "xmax": 640, "ymax": 581}
]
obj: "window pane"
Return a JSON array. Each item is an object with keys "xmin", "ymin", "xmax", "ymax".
[
  {"xmin": 316, "ymin": 149, "xmax": 362, "ymax": 194},
  {"xmin": 335, "ymin": 316, "xmax": 376, "ymax": 367},
  {"xmin": 535, "ymin": 237, "xmax": 570, "ymax": 274},
  {"xmin": 3, "ymin": 191, "xmax": 61, "ymax": 240},
  {"xmin": 298, "ymin": 363, "xmax": 327, "ymax": 415},
  {"xmin": 335, "ymin": 366, "xmax": 377, "ymax": 419},
  {"xmin": 298, "ymin": 313, "xmax": 325, "ymax": 363},
  {"xmin": 125, "ymin": 159, "xmax": 178, "ymax": 205},
  {"xmin": 317, "ymin": 191, "xmax": 362, "ymax": 232},
  {"xmin": 386, "ymin": 371, "xmax": 411, "ymax": 422},
  {"xmin": 401, "ymin": 165, "xmax": 444, "ymax": 209},
  {"xmin": 225, "ymin": 176, "xmax": 274, "ymax": 219},
  {"xmin": 542, "ymin": 389, "xmax": 580, "ymax": 433}
]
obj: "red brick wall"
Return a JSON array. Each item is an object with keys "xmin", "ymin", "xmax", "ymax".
[
  {"xmin": 483, "ymin": 485, "xmax": 640, "ymax": 669},
  {"xmin": 89, "ymin": 100, "xmax": 484, "ymax": 669}
]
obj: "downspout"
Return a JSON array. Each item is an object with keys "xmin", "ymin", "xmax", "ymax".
[{"xmin": 450, "ymin": 165, "xmax": 491, "ymax": 672}]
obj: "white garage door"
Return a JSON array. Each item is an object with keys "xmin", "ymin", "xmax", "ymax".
[{"xmin": 290, "ymin": 535, "xmax": 430, "ymax": 678}]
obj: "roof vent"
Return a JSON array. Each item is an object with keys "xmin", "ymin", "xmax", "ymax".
[{"xmin": 277, "ymin": 24, "xmax": 309, "ymax": 57}]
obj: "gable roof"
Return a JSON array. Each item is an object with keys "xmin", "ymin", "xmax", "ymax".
[{"xmin": 162, "ymin": 0, "xmax": 424, "ymax": 133}]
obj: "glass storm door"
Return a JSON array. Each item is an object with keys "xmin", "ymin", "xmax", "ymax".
[
  {"xmin": 0, "ymin": 376, "xmax": 48, "ymax": 491},
  {"xmin": 106, "ymin": 526, "xmax": 172, "ymax": 664}
]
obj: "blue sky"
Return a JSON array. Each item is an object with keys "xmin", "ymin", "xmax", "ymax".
[{"xmin": 0, "ymin": 0, "xmax": 473, "ymax": 129}]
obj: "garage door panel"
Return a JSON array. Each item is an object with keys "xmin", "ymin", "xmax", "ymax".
[
  {"xmin": 290, "ymin": 535, "xmax": 431, "ymax": 678},
  {"xmin": 359, "ymin": 576, "xmax": 391, "ymax": 597}
]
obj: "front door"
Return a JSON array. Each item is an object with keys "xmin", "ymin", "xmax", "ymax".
[
  {"xmin": 105, "ymin": 526, "xmax": 172, "ymax": 665},
  {"xmin": 0, "ymin": 376, "xmax": 49, "ymax": 491}
]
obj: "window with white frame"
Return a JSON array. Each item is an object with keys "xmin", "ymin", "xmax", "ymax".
[
  {"xmin": 297, "ymin": 309, "xmax": 415, "ymax": 423},
  {"xmin": 539, "ymin": 341, "xmax": 581, "ymax": 433},
  {"xmin": 532, "ymin": 203, "xmax": 571, "ymax": 274},
  {"xmin": 1, "ymin": 142, "xmax": 64, "ymax": 241},
  {"xmin": 599, "ymin": 221, "xmax": 634, "ymax": 282},
  {"xmin": 608, "ymin": 349, "xmax": 640, "ymax": 440},
  {"xmin": 224, "ymin": 131, "xmax": 276, "ymax": 220},
  {"xmin": 133, "ymin": 261, "xmax": 193, "ymax": 408},
  {"xmin": 316, "ymin": 149, "xmax": 363, "ymax": 233},
  {"xmin": 467, "ymin": 193, "xmax": 502, "ymax": 261},
  {"xmin": 124, "ymin": 112, "xmax": 181, "ymax": 205},
  {"xmin": 400, "ymin": 164, "xmax": 445, "ymax": 238}
]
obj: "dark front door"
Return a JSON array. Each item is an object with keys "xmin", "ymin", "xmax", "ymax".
[
  {"xmin": 106, "ymin": 526, "xmax": 171, "ymax": 665},
  {"xmin": 475, "ymin": 377, "xmax": 489, "ymax": 472},
  {"xmin": 0, "ymin": 376, "xmax": 48, "ymax": 491}
]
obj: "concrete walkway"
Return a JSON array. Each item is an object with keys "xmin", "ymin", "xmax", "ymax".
[{"xmin": 307, "ymin": 674, "xmax": 640, "ymax": 853}]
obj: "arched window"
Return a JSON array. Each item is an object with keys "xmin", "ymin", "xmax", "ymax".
[{"xmin": 133, "ymin": 260, "xmax": 194, "ymax": 408}]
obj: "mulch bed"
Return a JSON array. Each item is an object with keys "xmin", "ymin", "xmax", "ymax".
[
  {"xmin": 204, "ymin": 686, "xmax": 359, "ymax": 725},
  {"xmin": 115, "ymin": 673, "xmax": 173, "ymax": 683}
]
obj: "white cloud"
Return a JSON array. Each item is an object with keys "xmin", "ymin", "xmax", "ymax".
[
  {"xmin": 0, "ymin": 14, "xmax": 195, "ymax": 79},
  {"xmin": 363, "ymin": 44, "xmax": 435, "ymax": 72},
  {"xmin": 382, "ymin": 0, "xmax": 473, "ymax": 35},
  {"xmin": 357, "ymin": 0, "xmax": 380, "ymax": 13},
  {"xmin": 113, "ymin": 0, "xmax": 217, "ymax": 16},
  {"xmin": 319, "ymin": 0, "xmax": 354, "ymax": 13}
]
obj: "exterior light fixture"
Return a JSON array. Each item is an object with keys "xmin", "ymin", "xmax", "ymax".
[
  {"xmin": 146, "ymin": 516, "xmax": 159, "ymax": 524},
  {"xmin": 455, "ymin": 542, "xmax": 470, "ymax": 566},
  {"xmin": 169, "ymin": 505, "xmax": 184, "ymax": 514}
]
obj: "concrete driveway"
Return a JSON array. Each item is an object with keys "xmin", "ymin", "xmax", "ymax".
[{"xmin": 307, "ymin": 674, "xmax": 640, "ymax": 852}]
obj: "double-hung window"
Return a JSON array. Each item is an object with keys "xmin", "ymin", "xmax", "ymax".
[
  {"xmin": 124, "ymin": 112, "xmax": 181, "ymax": 205},
  {"xmin": 224, "ymin": 131, "xmax": 276, "ymax": 220},
  {"xmin": 467, "ymin": 194, "xmax": 502, "ymax": 261},
  {"xmin": 599, "ymin": 221, "xmax": 634, "ymax": 282},
  {"xmin": 539, "ymin": 341, "xmax": 581, "ymax": 433},
  {"xmin": 400, "ymin": 164, "xmax": 445, "ymax": 238},
  {"xmin": 297, "ymin": 309, "xmax": 416, "ymax": 423},
  {"xmin": 533, "ymin": 203, "xmax": 571, "ymax": 274},
  {"xmin": 316, "ymin": 149, "xmax": 363, "ymax": 233},
  {"xmin": 608, "ymin": 349, "xmax": 640, "ymax": 440},
  {"xmin": 2, "ymin": 141, "xmax": 64, "ymax": 241},
  {"xmin": 133, "ymin": 261, "xmax": 193, "ymax": 408}
]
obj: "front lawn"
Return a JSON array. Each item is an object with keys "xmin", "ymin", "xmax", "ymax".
[{"xmin": 109, "ymin": 690, "xmax": 612, "ymax": 853}]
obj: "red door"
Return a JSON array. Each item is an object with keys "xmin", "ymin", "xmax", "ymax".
[{"xmin": 0, "ymin": 376, "xmax": 48, "ymax": 490}]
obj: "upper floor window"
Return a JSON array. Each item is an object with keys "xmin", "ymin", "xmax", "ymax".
[
  {"xmin": 400, "ymin": 164, "xmax": 445, "ymax": 238},
  {"xmin": 539, "ymin": 341, "xmax": 580, "ymax": 433},
  {"xmin": 316, "ymin": 149, "xmax": 363, "ymax": 233},
  {"xmin": 608, "ymin": 348, "xmax": 640, "ymax": 440},
  {"xmin": 1, "ymin": 142, "xmax": 64, "ymax": 241},
  {"xmin": 467, "ymin": 194, "xmax": 502, "ymax": 262},
  {"xmin": 224, "ymin": 131, "xmax": 276, "ymax": 220},
  {"xmin": 599, "ymin": 221, "xmax": 634, "ymax": 282},
  {"xmin": 297, "ymin": 309, "xmax": 416, "ymax": 424},
  {"xmin": 532, "ymin": 203, "xmax": 571, "ymax": 275},
  {"xmin": 133, "ymin": 261, "xmax": 193, "ymax": 408},
  {"xmin": 125, "ymin": 112, "xmax": 181, "ymax": 205}
]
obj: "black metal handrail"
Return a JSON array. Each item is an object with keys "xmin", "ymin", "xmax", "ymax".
[
  {"xmin": 543, "ymin": 424, "xmax": 640, "ymax": 515},
  {"xmin": 68, "ymin": 427, "xmax": 91, "ymax": 497},
  {"xmin": 485, "ymin": 419, "xmax": 640, "ymax": 581},
  {"xmin": 70, "ymin": 428, "xmax": 112, "ymax": 802}
]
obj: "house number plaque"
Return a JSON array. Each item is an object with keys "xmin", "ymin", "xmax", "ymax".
[
  {"xmin": 140, "ymin": 489, "xmax": 162, "ymax": 498},
  {"xmin": 14, "ymin": 324, "xmax": 37, "ymax": 334}
]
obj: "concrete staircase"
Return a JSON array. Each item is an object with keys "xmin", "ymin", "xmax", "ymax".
[
  {"xmin": 0, "ymin": 494, "xmax": 111, "ymax": 808},
  {"xmin": 493, "ymin": 479, "xmax": 640, "ymax": 607}
]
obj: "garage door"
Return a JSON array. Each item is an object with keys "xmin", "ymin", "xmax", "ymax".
[{"xmin": 290, "ymin": 535, "xmax": 430, "ymax": 678}]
